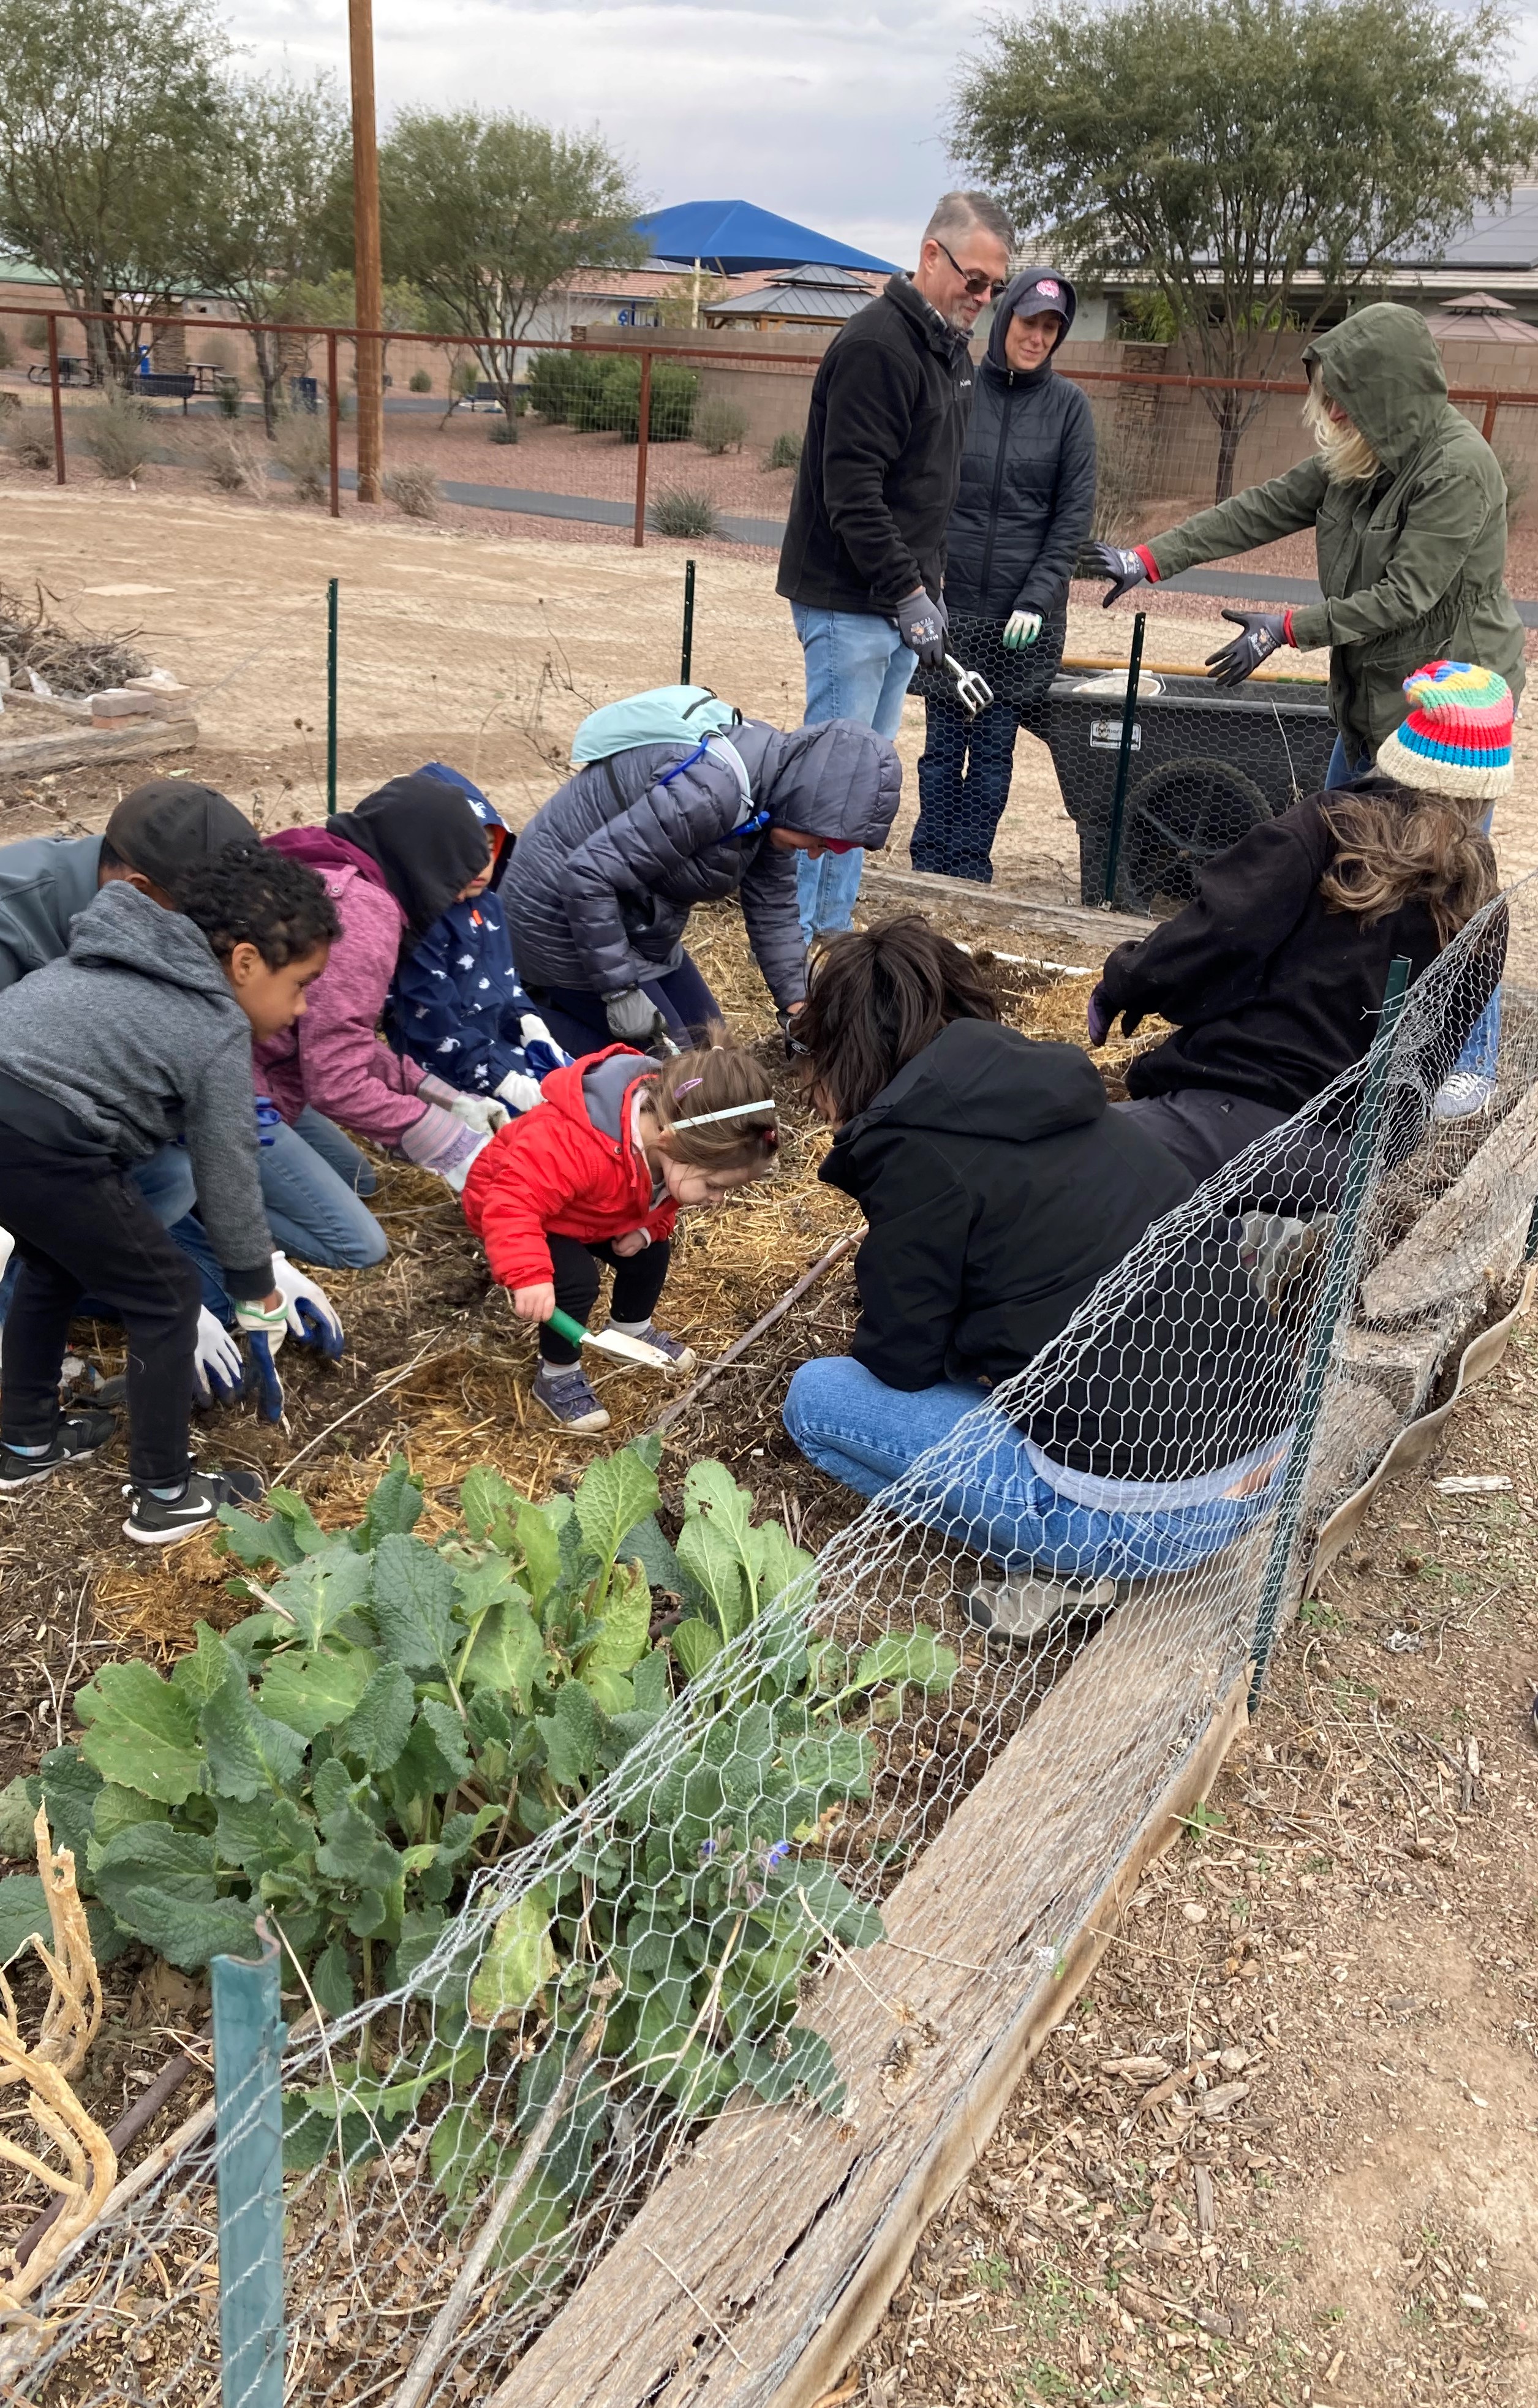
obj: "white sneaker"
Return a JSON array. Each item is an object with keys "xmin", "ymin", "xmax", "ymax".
[
  {"xmin": 1432, "ymin": 1071, "xmax": 1496, "ymax": 1122},
  {"xmin": 962, "ymin": 1572, "xmax": 1117, "ymax": 1644}
]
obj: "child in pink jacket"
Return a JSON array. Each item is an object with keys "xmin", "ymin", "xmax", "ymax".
[{"xmin": 258, "ymin": 777, "xmax": 505, "ymax": 1261}]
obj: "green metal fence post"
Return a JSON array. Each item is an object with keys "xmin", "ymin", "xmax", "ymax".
[
  {"xmin": 326, "ymin": 578, "xmax": 339, "ymax": 817},
  {"xmin": 1101, "ymin": 610, "xmax": 1146, "ymax": 906},
  {"xmin": 680, "ymin": 558, "xmax": 696, "ymax": 686},
  {"xmin": 213, "ymin": 1920, "xmax": 286, "ymax": 2408},
  {"xmin": 1248, "ymin": 955, "xmax": 1412, "ymax": 1708}
]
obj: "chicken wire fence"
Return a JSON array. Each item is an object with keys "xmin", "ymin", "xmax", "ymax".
[{"xmin": 4, "ymin": 876, "xmax": 1537, "ymax": 2407}]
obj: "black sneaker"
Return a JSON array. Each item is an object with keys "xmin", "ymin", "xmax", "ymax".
[
  {"xmin": 121, "ymin": 1464, "xmax": 266, "ymax": 1547},
  {"xmin": 0, "ymin": 1411, "xmax": 118, "ymax": 1493}
]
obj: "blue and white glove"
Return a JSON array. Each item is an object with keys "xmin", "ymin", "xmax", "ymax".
[
  {"xmin": 192, "ymin": 1306, "xmax": 244, "ymax": 1408},
  {"xmin": 1003, "ymin": 610, "xmax": 1042, "ymax": 650},
  {"xmin": 271, "ymin": 1253, "xmax": 344, "ymax": 1361},
  {"xmin": 494, "ymin": 1068, "xmax": 545, "ymax": 1115},
  {"xmin": 235, "ymin": 1296, "xmax": 288, "ymax": 1424}
]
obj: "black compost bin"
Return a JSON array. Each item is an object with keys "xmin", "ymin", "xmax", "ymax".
[{"xmin": 1037, "ymin": 670, "xmax": 1337, "ymax": 913}]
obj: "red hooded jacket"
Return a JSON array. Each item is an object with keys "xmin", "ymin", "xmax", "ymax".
[{"xmin": 462, "ymin": 1045, "xmax": 677, "ymax": 1291}]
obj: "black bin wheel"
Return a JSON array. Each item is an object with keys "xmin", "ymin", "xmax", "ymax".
[{"xmin": 1116, "ymin": 756, "xmax": 1272, "ymax": 913}]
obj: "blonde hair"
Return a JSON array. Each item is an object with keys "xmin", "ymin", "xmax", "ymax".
[
  {"xmin": 645, "ymin": 1039, "xmax": 779, "ymax": 1172},
  {"xmin": 1303, "ymin": 370, "xmax": 1381, "ymax": 485},
  {"xmin": 1319, "ymin": 790, "xmax": 1497, "ymax": 948}
]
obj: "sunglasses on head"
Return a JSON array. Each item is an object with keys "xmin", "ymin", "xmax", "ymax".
[{"xmin": 935, "ymin": 240, "xmax": 1008, "ymax": 300}]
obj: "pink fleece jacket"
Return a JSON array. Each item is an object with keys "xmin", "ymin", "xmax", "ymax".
[{"xmin": 255, "ymin": 826, "xmax": 429, "ymax": 1148}]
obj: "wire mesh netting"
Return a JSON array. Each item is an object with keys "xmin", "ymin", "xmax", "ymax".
[{"xmin": 4, "ymin": 872, "xmax": 1536, "ymax": 2405}]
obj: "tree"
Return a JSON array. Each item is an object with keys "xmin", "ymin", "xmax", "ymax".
[
  {"xmin": 182, "ymin": 73, "xmax": 352, "ymax": 436},
  {"xmin": 378, "ymin": 108, "xmax": 645, "ymax": 439},
  {"xmin": 0, "ymin": 0, "xmax": 227, "ymax": 385},
  {"xmin": 292, "ymin": 269, "xmax": 429, "ymax": 401},
  {"xmin": 952, "ymin": 0, "xmax": 1538, "ymax": 499}
]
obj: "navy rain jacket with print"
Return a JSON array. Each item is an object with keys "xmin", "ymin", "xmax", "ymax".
[{"xmin": 384, "ymin": 764, "xmax": 568, "ymax": 1101}]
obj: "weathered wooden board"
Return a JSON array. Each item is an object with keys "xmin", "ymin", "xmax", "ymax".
[
  {"xmin": 497, "ymin": 1589, "xmax": 1250, "ymax": 2408},
  {"xmin": 1362, "ymin": 1084, "xmax": 1538, "ymax": 1324},
  {"xmin": 859, "ymin": 863, "xmax": 1155, "ymax": 950},
  {"xmin": 0, "ymin": 717, "xmax": 197, "ymax": 776}
]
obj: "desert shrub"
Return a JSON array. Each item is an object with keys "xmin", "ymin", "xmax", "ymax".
[
  {"xmin": 649, "ymin": 485, "xmax": 720, "ymax": 538},
  {"xmin": 21, "ymin": 317, "xmax": 47, "ymax": 351},
  {"xmin": 526, "ymin": 348, "xmax": 598, "ymax": 423},
  {"xmin": 9, "ymin": 413, "xmax": 55, "ymax": 471},
  {"xmin": 204, "ymin": 430, "xmax": 266, "ymax": 495},
  {"xmin": 201, "ymin": 334, "xmax": 235, "ymax": 371},
  {"xmin": 0, "ymin": 392, "xmax": 19, "ymax": 423},
  {"xmin": 451, "ymin": 360, "xmax": 480, "ymax": 400},
  {"xmin": 408, "ymin": 368, "xmax": 432, "ymax": 393},
  {"xmin": 763, "ymin": 428, "xmax": 803, "ymax": 471},
  {"xmin": 694, "ymin": 397, "xmax": 748, "ymax": 455},
  {"xmin": 214, "ymin": 376, "xmax": 243, "ymax": 420},
  {"xmin": 274, "ymin": 411, "xmax": 331, "ymax": 505},
  {"xmin": 384, "ymin": 461, "xmax": 438, "ymax": 518},
  {"xmin": 78, "ymin": 389, "xmax": 155, "ymax": 481},
  {"xmin": 0, "ymin": 329, "xmax": 12, "ymax": 372},
  {"xmin": 570, "ymin": 357, "xmax": 696, "ymax": 443}
]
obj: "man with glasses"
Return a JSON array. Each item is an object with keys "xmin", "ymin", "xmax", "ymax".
[{"xmin": 777, "ymin": 191, "xmax": 1014, "ymax": 943}]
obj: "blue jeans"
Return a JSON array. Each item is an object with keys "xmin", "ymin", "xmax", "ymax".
[
  {"xmin": 1324, "ymin": 734, "xmax": 1373, "ymax": 789},
  {"xmin": 173, "ymin": 1109, "xmax": 386, "ymax": 1321},
  {"xmin": 912, "ymin": 696, "xmax": 1019, "ymax": 882},
  {"xmin": 783, "ymin": 1356, "xmax": 1281, "ymax": 1580},
  {"xmin": 790, "ymin": 602, "xmax": 916, "ymax": 942},
  {"xmin": 0, "ymin": 1140, "xmax": 196, "ymax": 1324}
]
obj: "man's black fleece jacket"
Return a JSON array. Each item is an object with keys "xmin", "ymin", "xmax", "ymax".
[{"xmin": 776, "ymin": 274, "xmax": 974, "ymax": 617}]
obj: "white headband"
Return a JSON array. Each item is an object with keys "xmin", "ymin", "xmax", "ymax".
[{"xmin": 669, "ymin": 1098, "xmax": 777, "ymax": 1130}]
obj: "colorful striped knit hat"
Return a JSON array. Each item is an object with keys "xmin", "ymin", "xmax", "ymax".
[{"xmin": 1375, "ymin": 660, "xmax": 1513, "ymax": 801}]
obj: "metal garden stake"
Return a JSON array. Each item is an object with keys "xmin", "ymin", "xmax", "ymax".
[
  {"xmin": 1103, "ymin": 610, "xmax": 1147, "ymax": 906},
  {"xmin": 680, "ymin": 557, "xmax": 696, "ymax": 685},
  {"xmin": 213, "ymin": 1920, "xmax": 287, "ymax": 2408},
  {"xmin": 1248, "ymin": 955, "xmax": 1411, "ymax": 1705},
  {"xmin": 326, "ymin": 577, "xmax": 339, "ymax": 817}
]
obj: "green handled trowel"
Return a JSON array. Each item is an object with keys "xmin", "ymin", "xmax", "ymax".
[{"xmin": 545, "ymin": 1306, "xmax": 676, "ymax": 1372}]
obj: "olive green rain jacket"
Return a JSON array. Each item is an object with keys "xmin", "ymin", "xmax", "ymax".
[{"xmin": 1142, "ymin": 304, "xmax": 1526, "ymax": 758}]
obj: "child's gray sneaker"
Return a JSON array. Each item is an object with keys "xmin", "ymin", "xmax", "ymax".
[
  {"xmin": 963, "ymin": 1571, "xmax": 1117, "ymax": 1645},
  {"xmin": 532, "ymin": 1362, "xmax": 611, "ymax": 1434},
  {"xmin": 0, "ymin": 1410, "xmax": 118, "ymax": 1493}
]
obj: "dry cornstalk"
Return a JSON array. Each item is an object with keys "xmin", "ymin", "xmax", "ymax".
[{"xmin": 0, "ymin": 1808, "xmax": 116, "ymax": 2316}]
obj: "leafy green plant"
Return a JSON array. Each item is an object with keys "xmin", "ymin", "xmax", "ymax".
[
  {"xmin": 0, "ymin": 1445, "xmax": 958, "ymax": 2211},
  {"xmin": 763, "ymin": 428, "xmax": 802, "ymax": 471},
  {"xmin": 647, "ymin": 486, "xmax": 720, "ymax": 539}
]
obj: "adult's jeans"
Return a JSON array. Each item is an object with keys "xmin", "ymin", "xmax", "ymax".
[
  {"xmin": 1324, "ymin": 733, "xmax": 1373, "ymax": 790},
  {"xmin": 0, "ymin": 1131, "xmax": 200, "ymax": 1487},
  {"xmin": 783, "ymin": 1354, "xmax": 1282, "ymax": 1580},
  {"xmin": 0, "ymin": 1139, "xmax": 195, "ymax": 1325},
  {"xmin": 172, "ymin": 1108, "xmax": 387, "ymax": 1322},
  {"xmin": 532, "ymin": 956, "xmax": 721, "ymax": 1060},
  {"xmin": 911, "ymin": 695, "xmax": 1019, "ymax": 883},
  {"xmin": 790, "ymin": 602, "xmax": 915, "ymax": 943}
]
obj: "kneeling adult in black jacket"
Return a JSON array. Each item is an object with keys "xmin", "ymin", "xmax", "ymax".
[{"xmin": 782, "ymin": 919, "xmax": 1300, "ymax": 1613}]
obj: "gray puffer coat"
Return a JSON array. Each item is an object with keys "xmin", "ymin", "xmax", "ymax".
[{"xmin": 503, "ymin": 716, "xmax": 901, "ymax": 1008}]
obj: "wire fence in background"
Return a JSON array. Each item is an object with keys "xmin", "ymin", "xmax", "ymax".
[
  {"xmin": 2, "ymin": 873, "xmax": 1534, "ymax": 2406},
  {"xmin": 7, "ymin": 303, "xmax": 1538, "ymax": 583}
]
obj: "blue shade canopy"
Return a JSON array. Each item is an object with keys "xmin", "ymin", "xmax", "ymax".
[{"xmin": 636, "ymin": 200, "xmax": 896, "ymax": 276}]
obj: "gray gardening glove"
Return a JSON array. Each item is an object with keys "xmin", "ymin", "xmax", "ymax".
[
  {"xmin": 604, "ymin": 987, "xmax": 668, "ymax": 1048},
  {"xmin": 1206, "ymin": 610, "xmax": 1289, "ymax": 687},
  {"xmin": 895, "ymin": 589, "xmax": 948, "ymax": 669},
  {"xmin": 1087, "ymin": 542, "xmax": 1150, "ymax": 607}
]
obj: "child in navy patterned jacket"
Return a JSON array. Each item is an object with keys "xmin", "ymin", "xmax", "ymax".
[{"xmin": 384, "ymin": 763, "xmax": 568, "ymax": 1114}]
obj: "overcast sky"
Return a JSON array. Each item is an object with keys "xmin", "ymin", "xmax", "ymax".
[{"xmin": 216, "ymin": 0, "xmax": 988, "ymax": 266}]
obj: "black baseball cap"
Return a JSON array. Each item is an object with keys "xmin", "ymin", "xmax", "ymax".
[{"xmin": 104, "ymin": 780, "xmax": 257, "ymax": 902}]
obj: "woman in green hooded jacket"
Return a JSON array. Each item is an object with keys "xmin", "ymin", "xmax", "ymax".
[{"xmin": 1090, "ymin": 303, "xmax": 1525, "ymax": 783}]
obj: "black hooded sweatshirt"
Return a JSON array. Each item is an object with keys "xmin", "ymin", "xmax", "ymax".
[
  {"xmin": 776, "ymin": 274, "xmax": 974, "ymax": 617},
  {"xmin": 942, "ymin": 271, "xmax": 1097, "ymax": 623},
  {"xmin": 328, "ymin": 774, "xmax": 492, "ymax": 953},
  {"xmin": 820, "ymin": 1018, "xmax": 1194, "ymax": 1392}
]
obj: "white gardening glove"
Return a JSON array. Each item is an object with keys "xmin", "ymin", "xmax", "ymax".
[
  {"xmin": 494, "ymin": 1068, "xmax": 545, "ymax": 1115},
  {"xmin": 0, "ymin": 1225, "xmax": 12, "ymax": 1286},
  {"xmin": 271, "ymin": 1253, "xmax": 345, "ymax": 1359},
  {"xmin": 192, "ymin": 1305, "xmax": 245, "ymax": 1408},
  {"xmin": 447, "ymin": 1091, "xmax": 510, "ymax": 1137},
  {"xmin": 1003, "ymin": 610, "xmax": 1042, "ymax": 649}
]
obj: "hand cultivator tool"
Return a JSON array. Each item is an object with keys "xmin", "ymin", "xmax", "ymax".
[
  {"xmin": 545, "ymin": 1307, "xmax": 677, "ymax": 1371},
  {"xmin": 944, "ymin": 654, "xmax": 994, "ymax": 715}
]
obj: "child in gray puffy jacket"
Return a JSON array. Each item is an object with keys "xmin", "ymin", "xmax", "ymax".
[{"xmin": 0, "ymin": 845, "xmax": 339, "ymax": 1544}]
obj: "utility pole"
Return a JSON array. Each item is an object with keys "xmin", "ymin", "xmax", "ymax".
[{"xmin": 348, "ymin": 0, "xmax": 383, "ymax": 504}]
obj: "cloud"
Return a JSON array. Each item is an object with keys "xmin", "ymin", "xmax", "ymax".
[{"xmin": 216, "ymin": 0, "xmax": 986, "ymax": 263}]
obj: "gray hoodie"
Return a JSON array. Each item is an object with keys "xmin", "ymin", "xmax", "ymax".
[
  {"xmin": 0, "ymin": 832, "xmax": 102, "ymax": 990},
  {"xmin": 0, "ymin": 881, "xmax": 273, "ymax": 1293},
  {"xmin": 504, "ymin": 716, "xmax": 902, "ymax": 1005}
]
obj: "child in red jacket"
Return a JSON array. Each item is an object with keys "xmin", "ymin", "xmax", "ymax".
[{"xmin": 462, "ymin": 1040, "xmax": 779, "ymax": 1430}]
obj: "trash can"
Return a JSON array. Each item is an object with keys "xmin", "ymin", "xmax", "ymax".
[{"xmin": 1038, "ymin": 668, "xmax": 1337, "ymax": 913}]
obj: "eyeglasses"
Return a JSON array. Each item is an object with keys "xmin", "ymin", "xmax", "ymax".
[{"xmin": 934, "ymin": 240, "xmax": 1008, "ymax": 301}]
